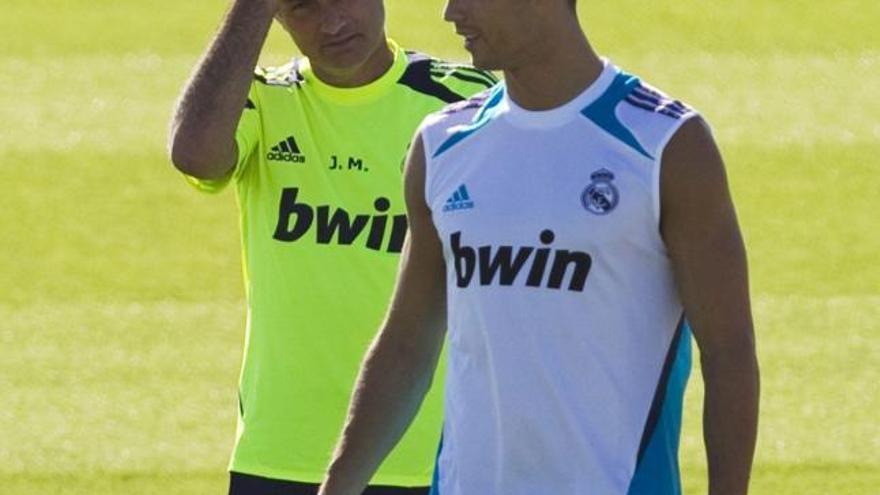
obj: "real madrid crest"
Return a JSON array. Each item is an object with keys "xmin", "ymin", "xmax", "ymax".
[{"xmin": 581, "ymin": 168, "xmax": 619, "ymax": 215}]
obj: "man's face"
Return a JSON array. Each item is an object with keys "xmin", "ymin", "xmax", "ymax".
[
  {"xmin": 444, "ymin": 0, "xmax": 539, "ymax": 71},
  {"xmin": 276, "ymin": 0, "xmax": 387, "ymax": 77}
]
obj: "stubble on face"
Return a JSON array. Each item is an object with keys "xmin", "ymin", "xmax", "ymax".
[{"xmin": 276, "ymin": 0, "xmax": 392, "ymax": 86}]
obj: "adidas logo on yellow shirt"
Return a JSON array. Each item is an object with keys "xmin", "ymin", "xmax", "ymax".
[{"xmin": 267, "ymin": 135, "xmax": 306, "ymax": 163}]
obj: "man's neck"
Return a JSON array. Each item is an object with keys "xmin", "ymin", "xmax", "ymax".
[{"xmin": 503, "ymin": 30, "xmax": 604, "ymax": 111}]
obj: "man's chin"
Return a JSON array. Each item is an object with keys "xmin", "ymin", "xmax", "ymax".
[
  {"xmin": 469, "ymin": 55, "xmax": 500, "ymax": 72},
  {"xmin": 317, "ymin": 52, "xmax": 365, "ymax": 71},
  {"xmin": 313, "ymin": 51, "xmax": 368, "ymax": 74}
]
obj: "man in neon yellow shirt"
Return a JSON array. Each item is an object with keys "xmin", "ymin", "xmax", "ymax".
[{"xmin": 168, "ymin": 0, "xmax": 496, "ymax": 493}]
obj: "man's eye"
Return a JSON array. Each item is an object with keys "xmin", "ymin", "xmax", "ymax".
[{"xmin": 280, "ymin": 0, "xmax": 305, "ymax": 12}]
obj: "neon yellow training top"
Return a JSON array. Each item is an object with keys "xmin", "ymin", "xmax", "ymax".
[{"xmin": 185, "ymin": 40, "xmax": 497, "ymax": 485}]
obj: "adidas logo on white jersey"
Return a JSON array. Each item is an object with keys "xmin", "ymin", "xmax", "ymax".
[
  {"xmin": 267, "ymin": 135, "xmax": 306, "ymax": 163},
  {"xmin": 443, "ymin": 185, "xmax": 475, "ymax": 212}
]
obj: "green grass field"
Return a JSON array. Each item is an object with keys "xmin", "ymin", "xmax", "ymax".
[{"xmin": 1, "ymin": 0, "xmax": 878, "ymax": 493}]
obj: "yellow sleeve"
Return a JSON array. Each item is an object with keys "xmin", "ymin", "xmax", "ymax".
[{"xmin": 184, "ymin": 81, "xmax": 262, "ymax": 194}]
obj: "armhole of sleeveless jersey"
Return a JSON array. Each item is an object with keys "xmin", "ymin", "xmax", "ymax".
[
  {"xmin": 652, "ymin": 111, "xmax": 700, "ymax": 228},
  {"xmin": 419, "ymin": 125, "xmax": 437, "ymax": 215}
]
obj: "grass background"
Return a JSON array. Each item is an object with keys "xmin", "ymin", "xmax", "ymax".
[{"xmin": 1, "ymin": 0, "xmax": 878, "ymax": 492}]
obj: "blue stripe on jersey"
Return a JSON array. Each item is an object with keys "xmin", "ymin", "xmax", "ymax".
[
  {"xmin": 626, "ymin": 319, "xmax": 692, "ymax": 495},
  {"xmin": 580, "ymin": 72, "xmax": 655, "ymax": 160},
  {"xmin": 433, "ymin": 85, "xmax": 505, "ymax": 158}
]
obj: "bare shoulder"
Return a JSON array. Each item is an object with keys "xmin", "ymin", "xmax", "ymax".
[
  {"xmin": 403, "ymin": 134, "xmax": 430, "ymax": 220},
  {"xmin": 661, "ymin": 117, "xmax": 729, "ymax": 207},
  {"xmin": 660, "ymin": 116, "xmax": 739, "ymax": 250},
  {"xmin": 662, "ymin": 116, "xmax": 725, "ymax": 185}
]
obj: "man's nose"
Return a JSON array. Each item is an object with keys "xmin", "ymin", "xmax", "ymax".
[
  {"xmin": 444, "ymin": 0, "xmax": 463, "ymax": 23},
  {"xmin": 320, "ymin": 10, "xmax": 347, "ymax": 36}
]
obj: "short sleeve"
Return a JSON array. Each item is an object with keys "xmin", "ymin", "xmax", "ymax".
[{"xmin": 184, "ymin": 82, "xmax": 262, "ymax": 193}]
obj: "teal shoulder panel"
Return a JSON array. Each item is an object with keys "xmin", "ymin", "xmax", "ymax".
[
  {"xmin": 432, "ymin": 85, "xmax": 505, "ymax": 158},
  {"xmin": 580, "ymin": 72, "xmax": 654, "ymax": 160}
]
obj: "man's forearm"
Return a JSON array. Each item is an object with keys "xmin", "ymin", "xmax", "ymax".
[
  {"xmin": 169, "ymin": 0, "xmax": 275, "ymax": 178},
  {"xmin": 702, "ymin": 346, "xmax": 760, "ymax": 495},
  {"xmin": 319, "ymin": 327, "xmax": 443, "ymax": 495}
]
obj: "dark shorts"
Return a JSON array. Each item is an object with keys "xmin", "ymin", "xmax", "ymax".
[{"xmin": 228, "ymin": 472, "xmax": 430, "ymax": 495}]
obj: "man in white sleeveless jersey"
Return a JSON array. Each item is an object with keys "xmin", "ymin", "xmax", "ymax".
[{"xmin": 319, "ymin": 1, "xmax": 760, "ymax": 494}]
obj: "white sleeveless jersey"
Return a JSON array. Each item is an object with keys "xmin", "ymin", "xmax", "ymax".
[{"xmin": 419, "ymin": 61, "xmax": 697, "ymax": 495}]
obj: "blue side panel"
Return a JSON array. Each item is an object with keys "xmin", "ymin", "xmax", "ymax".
[
  {"xmin": 433, "ymin": 85, "xmax": 505, "ymax": 158},
  {"xmin": 627, "ymin": 321, "xmax": 693, "ymax": 495},
  {"xmin": 428, "ymin": 432, "xmax": 444, "ymax": 495},
  {"xmin": 580, "ymin": 72, "xmax": 654, "ymax": 160}
]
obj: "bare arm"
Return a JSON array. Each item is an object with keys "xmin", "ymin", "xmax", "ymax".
[
  {"xmin": 660, "ymin": 118, "xmax": 760, "ymax": 495},
  {"xmin": 319, "ymin": 135, "xmax": 448, "ymax": 495},
  {"xmin": 168, "ymin": 0, "xmax": 276, "ymax": 179}
]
